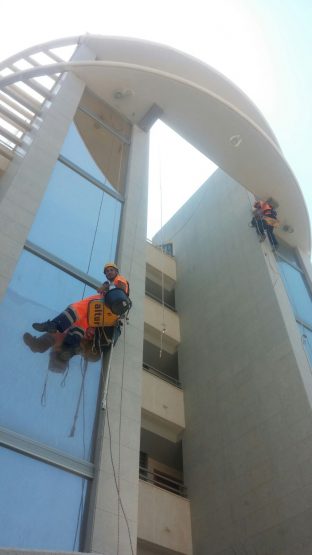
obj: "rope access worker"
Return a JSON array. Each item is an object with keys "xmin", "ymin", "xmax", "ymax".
[
  {"xmin": 30, "ymin": 263, "xmax": 130, "ymax": 360},
  {"xmin": 251, "ymin": 199, "xmax": 279, "ymax": 250}
]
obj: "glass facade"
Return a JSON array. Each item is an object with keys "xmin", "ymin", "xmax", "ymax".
[
  {"xmin": 0, "ymin": 447, "xmax": 87, "ymax": 551},
  {"xmin": 28, "ymin": 158, "xmax": 121, "ymax": 280},
  {"xmin": 0, "ymin": 106, "xmax": 126, "ymax": 549},
  {"xmin": 277, "ymin": 248, "xmax": 312, "ymax": 366},
  {"xmin": 0, "ymin": 251, "xmax": 101, "ymax": 460}
]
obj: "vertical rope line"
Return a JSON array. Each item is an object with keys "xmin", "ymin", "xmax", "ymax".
[
  {"xmin": 109, "ymin": 200, "xmax": 119, "ymax": 261},
  {"xmin": 40, "ymin": 367, "xmax": 50, "ymax": 406},
  {"xmin": 69, "ymin": 358, "xmax": 88, "ymax": 438},
  {"xmin": 72, "ymin": 358, "xmax": 88, "ymax": 550},
  {"xmin": 157, "ymin": 136, "xmax": 166, "ymax": 357},
  {"xmin": 82, "ymin": 190, "xmax": 105, "ymax": 299},
  {"xmin": 116, "ymin": 141, "xmax": 124, "ymax": 196},
  {"xmin": 116, "ymin": 324, "xmax": 127, "ymax": 555}
]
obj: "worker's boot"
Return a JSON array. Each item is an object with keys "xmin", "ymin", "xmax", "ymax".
[
  {"xmin": 23, "ymin": 332, "xmax": 54, "ymax": 353},
  {"xmin": 32, "ymin": 320, "xmax": 58, "ymax": 333}
]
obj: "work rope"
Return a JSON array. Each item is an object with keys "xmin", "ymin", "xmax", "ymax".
[
  {"xmin": 40, "ymin": 366, "xmax": 50, "ymax": 406},
  {"xmin": 72, "ymin": 356, "xmax": 87, "ymax": 551},
  {"xmin": 97, "ymin": 323, "xmax": 135, "ymax": 555},
  {"xmin": 81, "ymin": 189, "xmax": 105, "ymax": 299},
  {"xmin": 155, "ymin": 135, "xmax": 167, "ymax": 358},
  {"xmin": 69, "ymin": 357, "xmax": 88, "ymax": 439},
  {"xmin": 116, "ymin": 323, "xmax": 127, "ymax": 554},
  {"xmin": 67, "ymin": 190, "xmax": 104, "ymax": 551}
]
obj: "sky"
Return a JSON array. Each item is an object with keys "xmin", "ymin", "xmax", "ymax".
[{"xmin": 1, "ymin": 0, "xmax": 311, "ymax": 241}]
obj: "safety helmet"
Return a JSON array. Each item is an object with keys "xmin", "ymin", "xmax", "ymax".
[{"xmin": 104, "ymin": 262, "xmax": 119, "ymax": 274}]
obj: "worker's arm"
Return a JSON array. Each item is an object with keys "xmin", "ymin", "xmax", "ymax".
[{"xmin": 97, "ymin": 281, "xmax": 110, "ymax": 294}]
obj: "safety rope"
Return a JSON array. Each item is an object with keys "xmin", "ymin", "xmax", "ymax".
[
  {"xmin": 40, "ymin": 366, "xmax": 50, "ymax": 406},
  {"xmin": 106, "ymin": 407, "xmax": 135, "ymax": 555},
  {"xmin": 156, "ymin": 135, "xmax": 167, "ymax": 358},
  {"xmin": 72, "ymin": 356, "xmax": 87, "ymax": 551},
  {"xmin": 81, "ymin": 189, "xmax": 105, "ymax": 300},
  {"xmin": 69, "ymin": 357, "xmax": 88, "ymax": 438},
  {"xmin": 60, "ymin": 365, "xmax": 70, "ymax": 387}
]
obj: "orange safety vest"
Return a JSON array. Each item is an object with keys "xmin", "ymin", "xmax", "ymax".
[
  {"xmin": 110, "ymin": 275, "xmax": 129, "ymax": 295},
  {"xmin": 70, "ymin": 275, "xmax": 129, "ymax": 335}
]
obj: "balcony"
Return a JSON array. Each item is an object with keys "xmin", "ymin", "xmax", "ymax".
[
  {"xmin": 138, "ymin": 479, "xmax": 192, "ymax": 555},
  {"xmin": 142, "ymin": 368, "xmax": 185, "ymax": 443},
  {"xmin": 144, "ymin": 295, "xmax": 180, "ymax": 352},
  {"xmin": 146, "ymin": 241, "xmax": 176, "ymax": 284}
]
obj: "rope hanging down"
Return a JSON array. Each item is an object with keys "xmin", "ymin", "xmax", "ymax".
[
  {"xmin": 157, "ymin": 136, "xmax": 167, "ymax": 358},
  {"xmin": 99, "ymin": 327, "xmax": 135, "ymax": 555}
]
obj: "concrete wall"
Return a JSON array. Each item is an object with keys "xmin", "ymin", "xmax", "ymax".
[
  {"xmin": 157, "ymin": 170, "xmax": 312, "ymax": 555},
  {"xmin": 85, "ymin": 125, "xmax": 149, "ymax": 555}
]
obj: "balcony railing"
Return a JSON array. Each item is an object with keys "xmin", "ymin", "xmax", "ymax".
[
  {"xmin": 139, "ymin": 465, "xmax": 187, "ymax": 497},
  {"xmin": 143, "ymin": 362, "xmax": 181, "ymax": 389},
  {"xmin": 146, "ymin": 238, "xmax": 174, "ymax": 258}
]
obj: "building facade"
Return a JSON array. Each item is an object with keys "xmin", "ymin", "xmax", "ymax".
[{"xmin": 0, "ymin": 35, "xmax": 312, "ymax": 555}]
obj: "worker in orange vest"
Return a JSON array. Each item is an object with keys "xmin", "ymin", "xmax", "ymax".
[
  {"xmin": 28, "ymin": 263, "xmax": 130, "ymax": 360},
  {"xmin": 251, "ymin": 199, "xmax": 279, "ymax": 250}
]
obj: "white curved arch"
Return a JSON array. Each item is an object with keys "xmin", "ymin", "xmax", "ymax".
[
  {"xmin": 0, "ymin": 35, "xmax": 310, "ymax": 253},
  {"xmin": 0, "ymin": 59, "xmax": 292, "ymax": 152}
]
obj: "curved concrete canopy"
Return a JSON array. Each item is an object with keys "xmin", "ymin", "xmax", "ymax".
[{"xmin": 1, "ymin": 35, "xmax": 310, "ymax": 253}]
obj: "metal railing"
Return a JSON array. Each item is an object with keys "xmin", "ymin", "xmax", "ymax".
[
  {"xmin": 146, "ymin": 238, "xmax": 174, "ymax": 258},
  {"xmin": 139, "ymin": 465, "xmax": 187, "ymax": 497},
  {"xmin": 0, "ymin": 37, "xmax": 79, "ymax": 161},
  {"xmin": 143, "ymin": 362, "xmax": 181, "ymax": 388}
]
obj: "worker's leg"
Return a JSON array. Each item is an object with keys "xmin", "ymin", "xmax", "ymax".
[
  {"xmin": 32, "ymin": 306, "xmax": 77, "ymax": 333},
  {"xmin": 23, "ymin": 332, "xmax": 55, "ymax": 353},
  {"xmin": 56, "ymin": 328, "xmax": 84, "ymax": 362},
  {"xmin": 253, "ymin": 217, "xmax": 266, "ymax": 241},
  {"xmin": 266, "ymin": 224, "xmax": 279, "ymax": 249}
]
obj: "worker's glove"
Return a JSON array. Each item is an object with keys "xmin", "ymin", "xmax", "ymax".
[{"xmin": 97, "ymin": 281, "xmax": 109, "ymax": 294}]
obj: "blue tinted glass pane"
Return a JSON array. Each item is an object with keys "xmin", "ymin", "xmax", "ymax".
[
  {"xmin": 298, "ymin": 323, "xmax": 312, "ymax": 367},
  {"xmin": 61, "ymin": 122, "xmax": 109, "ymax": 185},
  {"xmin": 278, "ymin": 260, "xmax": 312, "ymax": 326},
  {"xmin": 277, "ymin": 245, "xmax": 300, "ymax": 267},
  {"xmin": 0, "ymin": 251, "xmax": 101, "ymax": 460},
  {"xmin": 28, "ymin": 160, "xmax": 121, "ymax": 282},
  {"xmin": 0, "ymin": 447, "xmax": 87, "ymax": 551}
]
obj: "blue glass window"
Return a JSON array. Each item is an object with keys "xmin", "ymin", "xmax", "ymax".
[
  {"xmin": 278, "ymin": 259, "xmax": 312, "ymax": 327},
  {"xmin": 28, "ymin": 160, "xmax": 121, "ymax": 280},
  {"xmin": 0, "ymin": 251, "xmax": 101, "ymax": 461},
  {"xmin": 0, "ymin": 100, "xmax": 126, "ymax": 551},
  {"xmin": 0, "ymin": 447, "xmax": 87, "ymax": 551}
]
